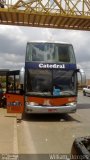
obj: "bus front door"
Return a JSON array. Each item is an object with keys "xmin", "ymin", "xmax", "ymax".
[{"xmin": 6, "ymin": 70, "xmax": 24, "ymax": 113}]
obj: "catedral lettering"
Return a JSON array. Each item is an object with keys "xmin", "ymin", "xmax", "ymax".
[
  {"xmin": 39, "ymin": 63, "xmax": 65, "ymax": 69},
  {"xmin": 6, "ymin": 42, "xmax": 86, "ymax": 114}
]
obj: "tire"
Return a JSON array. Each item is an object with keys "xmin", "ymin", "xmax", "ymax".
[
  {"xmin": 83, "ymin": 91, "xmax": 86, "ymax": 96},
  {"xmin": 71, "ymin": 136, "xmax": 90, "ymax": 160}
]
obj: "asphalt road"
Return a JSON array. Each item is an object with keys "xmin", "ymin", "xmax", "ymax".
[
  {"xmin": 17, "ymin": 91, "xmax": 90, "ymax": 157},
  {"xmin": 78, "ymin": 91, "xmax": 90, "ymax": 104}
]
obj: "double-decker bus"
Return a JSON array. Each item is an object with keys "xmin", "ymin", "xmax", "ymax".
[{"xmin": 6, "ymin": 41, "xmax": 86, "ymax": 114}]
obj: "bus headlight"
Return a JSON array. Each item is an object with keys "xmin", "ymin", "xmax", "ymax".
[
  {"xmin": 26, "ymin": 102, "xmax": 38, "ymax": 106},
  {"xmin": 66, "ymin": 102, "xmax": 76, "ymax": 106}
]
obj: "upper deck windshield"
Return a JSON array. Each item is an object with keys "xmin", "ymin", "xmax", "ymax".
[{"xmin": 26, "ymin": 42, "xmax": 76, "ymax": 63}]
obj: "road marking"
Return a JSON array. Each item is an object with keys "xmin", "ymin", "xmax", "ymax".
[
  {"xmin": 23, "ymin": 121, "xmax": 36, "ymax": 153},
  {"xmin": 13, "ymin": 118, "xmax": 18, "ymax": 154}
]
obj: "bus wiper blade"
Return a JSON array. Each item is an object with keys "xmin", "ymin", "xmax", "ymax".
[
  {"xmin": 26, "ymin": 92, "xmax": 51, "ymax": 96},
  {"xmin": 61, "ymin": 91, "xmax": 74, "ymax": 95}
]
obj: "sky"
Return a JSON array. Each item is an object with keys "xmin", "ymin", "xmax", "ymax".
[{"xmin": 0, "ymin": 25, "xmax": 90, "ymax": 79}]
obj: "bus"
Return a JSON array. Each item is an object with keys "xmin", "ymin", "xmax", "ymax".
[{"xmin": 6, "ymin": 41, "xmax": 86, "ymax": 114}]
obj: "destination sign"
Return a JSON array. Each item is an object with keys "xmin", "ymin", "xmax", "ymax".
[
  {"xmin": 39, "ymin": 63, "xmax": 65, "ymax": 69},
  {"xmin": 25, "ymin": 62, "xmax": 76, "ymax": 70}
]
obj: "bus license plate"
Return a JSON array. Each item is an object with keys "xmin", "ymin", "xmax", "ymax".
[{"xmin": 48, "ymin": 109, "xmax": 57, "ymax": 112}]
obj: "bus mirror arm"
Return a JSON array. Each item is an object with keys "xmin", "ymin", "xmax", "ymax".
[
  {"xmin": 73, "ymin": 69, "xmax": 79, "ymax": 73},
  {"xmin": 76, "ymin": 69, "xmax": 79, "ymax": 72}
]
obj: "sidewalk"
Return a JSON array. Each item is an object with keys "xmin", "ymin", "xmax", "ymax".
[{"xmin": 0, "ymin": 108, "xmax": 18, "ymax": 154}]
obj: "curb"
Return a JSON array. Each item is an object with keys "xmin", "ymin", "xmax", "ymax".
[{"xmin": 13, "ymin": 118, "xmax": 18, "ymax": 154}]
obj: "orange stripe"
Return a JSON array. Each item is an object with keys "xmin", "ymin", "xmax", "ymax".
[{"xmin": 27, "ymin": 97, "xmax": 77, "ymax": 106}]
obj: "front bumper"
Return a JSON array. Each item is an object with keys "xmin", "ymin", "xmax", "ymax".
[{"xmin": 25, "ymin": 104, "xmax": 77, "ymax": 114}]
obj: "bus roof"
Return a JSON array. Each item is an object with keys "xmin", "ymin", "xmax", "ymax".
[{"xmin": 27, "ymin": 41, "xmax": 72, "ymax": 45}]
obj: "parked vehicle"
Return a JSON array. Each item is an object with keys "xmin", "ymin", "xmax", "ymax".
[{"xmin": 83, "ymin": 85, "xmax": 90, "ymax": 96}]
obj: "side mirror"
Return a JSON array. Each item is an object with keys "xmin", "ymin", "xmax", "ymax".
[
  {"xmin": 19, "ymin": 67, "xmax": 25, "ymax": 85},
  {"xmin": 78, "ymin": 68, "xmax": 86, "ymax": 86}
]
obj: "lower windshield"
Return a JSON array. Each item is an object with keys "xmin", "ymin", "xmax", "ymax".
[{"xmin": 26, "ymin": 69, "xmax": 77, "ymax": 96}]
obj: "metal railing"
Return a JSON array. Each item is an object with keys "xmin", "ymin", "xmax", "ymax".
[{"xmin": 0, "ymin": 0, "xmax": 90, "ymax": 16}]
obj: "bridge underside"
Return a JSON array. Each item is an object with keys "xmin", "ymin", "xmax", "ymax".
[
  {"xmin": 0, "ymin": 9, "xmax": 90, "ymax": 31},
  {"xmin": 0, "ymin": 0, "xmax": 90, "ymax": 30}
]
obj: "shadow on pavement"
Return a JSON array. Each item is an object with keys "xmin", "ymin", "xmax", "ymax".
[{"xmin": 22, "ymin": 113, "xmax": 81, "ymax": 123}]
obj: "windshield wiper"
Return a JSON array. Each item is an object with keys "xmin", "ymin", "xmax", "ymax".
[
  {"xmin": 26, "ymin": 92, "xmax": 51, "ymax": 96},
  {"xmin": 61, "ymin": 91, "xmax": 75, "ymax": 95}
]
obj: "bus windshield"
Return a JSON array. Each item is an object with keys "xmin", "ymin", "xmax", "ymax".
[
  {"xmin": 26, "ymin": 69, "xmax": 77, "ymax": 97},
  {"xmin": 26, "ymin": 42, "xmax": 76, "ymax": 63}
]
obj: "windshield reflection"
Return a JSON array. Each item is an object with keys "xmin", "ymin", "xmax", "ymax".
[{"xmin": 26, "ymin": 43, "xmax": 76, "ymax": 64}]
